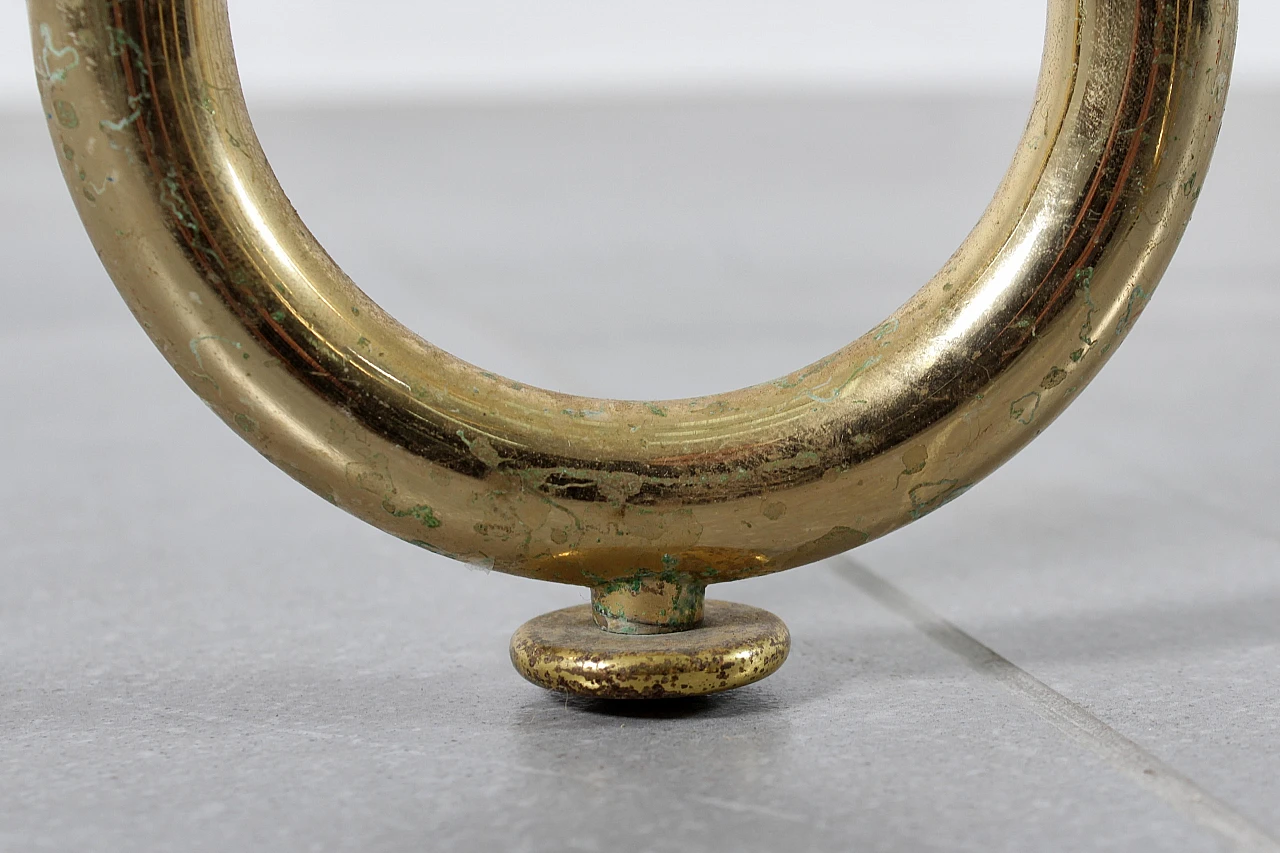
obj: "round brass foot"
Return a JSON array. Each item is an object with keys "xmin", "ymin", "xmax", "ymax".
[{"xmin": 510, "ymin": 601, "xmax": 790, "ymax": 699}]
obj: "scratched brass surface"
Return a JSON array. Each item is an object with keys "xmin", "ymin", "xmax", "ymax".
[
  {"xmin": 511, "ymin": 601, "xmax": 791, "ymax": 699},
  {"xmin": 29, "ymin": 2, "xmax": 1234, "ymax": 596}
]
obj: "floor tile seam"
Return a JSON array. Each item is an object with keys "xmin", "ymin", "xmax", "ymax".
[{"xmin": 833, "ymin": 558, "xmax": 1280, "ymax": 853}]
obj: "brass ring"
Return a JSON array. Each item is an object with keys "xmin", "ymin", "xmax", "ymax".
[{"xmin": 30, "ymin": 0, "xmax": 1236, "ymax": 697}]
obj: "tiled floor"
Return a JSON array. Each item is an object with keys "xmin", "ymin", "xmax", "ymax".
[{"xmin": 2, "ymin": 91, "xmax": 1277, "ymax": 852}]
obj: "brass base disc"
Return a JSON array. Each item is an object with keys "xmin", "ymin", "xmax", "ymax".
[{"xmin": 510, "ymin": 601, "xmax": 790, "ymax": 699}]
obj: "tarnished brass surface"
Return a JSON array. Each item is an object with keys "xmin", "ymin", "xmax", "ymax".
[
  {"xmin": 29, "ymin": 0, "xmax": 1235, "ymax": 696},
  {"xmin": 591, "ymin": 576, "xmax": 706, "ymax": 635},
  {"xmin": 511, "ymin": 602, "xmax": 790, "ymax": 699}
]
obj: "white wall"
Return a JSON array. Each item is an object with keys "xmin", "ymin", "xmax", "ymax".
[{"xmin": 4, "ymin": 1, "xmax": 1277, "ymax": 110}]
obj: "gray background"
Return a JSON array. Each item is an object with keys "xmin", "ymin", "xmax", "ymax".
[{"xmin": 2, "ymin": 84, "xmax": 1278, "ymax": 850}]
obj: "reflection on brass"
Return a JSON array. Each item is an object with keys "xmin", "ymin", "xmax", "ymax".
[
  {"xmin": 29, "ymin": 0, "xmax": 1236, "ymax": 698},
  {"xmin": 511, "ymin": 602, "xmax": 790, "ymax": 699}
]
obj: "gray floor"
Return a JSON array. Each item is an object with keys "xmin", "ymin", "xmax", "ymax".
[{"xmin": 2, "ymin": 90, "xmax": 1277, "ymax": 852}]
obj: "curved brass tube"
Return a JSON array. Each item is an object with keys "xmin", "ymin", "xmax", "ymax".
[{"xmin": 29, "ymin": 2, "xmax": 1235, "ymax": 596}]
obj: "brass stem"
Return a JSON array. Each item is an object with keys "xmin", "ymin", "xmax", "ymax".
[{"xmin": 591, "ymin": 577, "xmax": 707, "ymax": 635}]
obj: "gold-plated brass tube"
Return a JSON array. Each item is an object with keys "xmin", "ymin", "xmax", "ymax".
[{"xmin": 29, "ymin": 1, "xmax": 1236, "ymax": 598}]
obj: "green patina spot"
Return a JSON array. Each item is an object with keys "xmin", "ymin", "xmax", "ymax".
[
  {"xmin": 647, "ymin": 404, "xmax": 668, "ymax": 417},
  {"xmin": 1181, "ymin": 170, "xmax": 1199, "ymax": 197},
  {"xmin": 562, "ymin": 408, "xmax": 605, "ymax": 420},
  {"xmin": 188, "ymin": 335, "xmax": 243, "ymax": 371},
  {"xmin": 909, "ymin": 480, "xmax": 973, "ymax": 521},
  {"xmin": 159, "ymin": 168, "xmax": 216, "ymax": 270},
  {"xmin": 386, "ymin": 502, "xmax": 442, "ymax": 529},
  {"xmin": 1011, "ymin": 391, "xmax": 1042, "ymax": 425},
  {"xmin": 1041, "ymin": 367, "xmax": 1069, "ymax": 390},
  {"xmin": 100, "ymin": 102, "xmax": 143, "ymax": 133},
  {"xmin": 771, "ymin": 356, "xmax": 837, "ymax": 391},
  {"xmin": 807, "ymin": 356, "xmax": 880, "ymax": 404},
  {"xmin": 1115, "ymin": 284, "xmax": 1152, "ymax": 338},
  {"xmin": 1076, "ymin": 266, "xmax": 1099, "ymax": 347},
  {"xmin": 38, "ymin": 24, "xmax": 80, "ymax": 84},
  {"xmin": 874, "ymin": 318, "xmax": 900, "ymax": 345},
  {"xmin": 233, "ymin": 413, "xmax": 258, "ymax": 433},
  {"xmin": 271, "ymin": 310, "xmax": 287, "ymax": 322},
  {"xmin": 96, "ymin": 28, "xmax": 152, "ymax": 132},
  {"xmin": 53, "ymin": 100, "xmax": 78, "ymax": 129},
  {"xmin": 105, "ymin": 26, "xmax": 147, "ymax": 72}
]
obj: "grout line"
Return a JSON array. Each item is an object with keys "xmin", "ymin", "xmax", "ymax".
[{"xmin": 833, "ymin": 558, "xmax": 1280, "ymax": 853}]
